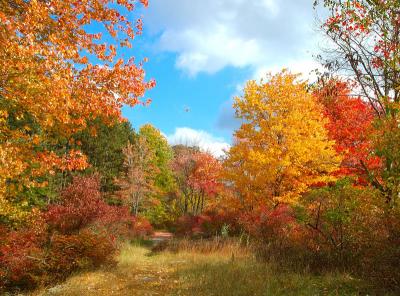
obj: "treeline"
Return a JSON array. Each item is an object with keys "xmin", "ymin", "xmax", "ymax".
[{"xmin": 0, "ymin": 111, "xmax": 224, "ymax": 289}]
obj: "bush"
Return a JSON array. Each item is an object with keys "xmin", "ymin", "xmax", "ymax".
[
  {"xmin": 238, "ymin": 204, "xmax": 306, "ymax": 263},
  {"xmin": 46, "ymin": 228, "xmax": 116, "ymax": 280},
  {"xmin": 1, "ymin": 175, "xmax": 153, "ymax": 292},
  {"xmin": 173, "ymin": 210, "xmax": 242, "ymax": 238},
  {"xmin": 132, "ymin": 216, "xmax": 153, "ymax": 237},
  {"xmin": 45, "ymin": 176, "xmax": 105, "ymax": 233},
  {"xmin": 174, "ymin": 215, "xmax": 210, "ymax": 237},
  {"xmin": 239, "ymin": 204, "xmax": 296, "ymax": 241},
  {"xmin": 301, "ymin": 181, "xmax": 385, "ymax": 269},
  {"xmin": 0, "ymin": 220, "xmax": 47, "ymax": 289},
  {"xmin": 198, "ymin": 210, "xmax": 242, "ymax": 237}
]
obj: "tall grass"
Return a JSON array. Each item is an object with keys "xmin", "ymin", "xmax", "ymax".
[{"xmin": 28, "ymin": 238, "xmax": 393, "ymax": 296}]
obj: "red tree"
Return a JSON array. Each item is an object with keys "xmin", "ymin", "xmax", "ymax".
[{"xmin": 314, "ymin": 79, "xmax": 381, "ymax": 183}]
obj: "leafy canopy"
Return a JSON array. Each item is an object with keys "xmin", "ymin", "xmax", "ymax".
[{"xmin": 224, "ymin": 71, "xmax": 341, "ymax": 206}]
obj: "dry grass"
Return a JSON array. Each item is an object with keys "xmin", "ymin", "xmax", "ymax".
[{"xmin": 26, "ymin": 238, "xmax": 387, "ymax": 296}]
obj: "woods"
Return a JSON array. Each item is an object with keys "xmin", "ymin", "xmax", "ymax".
[{"xmin": 1, "ymin": 0, "xmax": 400, "ymax": 294}]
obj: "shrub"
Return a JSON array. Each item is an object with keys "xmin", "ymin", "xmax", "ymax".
[
  {"xmin": 46, "ymin": 176, "xmax": 139, "ymax": 239},
  {"xmin": 132, "ymin": 216, "xmax": 153, "ymax": 237},
  {"xmin": 201, "ymin": 209, "xmax": 242, "ymax": 237},
  {"xmin": 174, "ymin": 215, "xmax": 210, "ymax": 237},
  {"xmin": 0, "ymin": 175, "xmax": 151, "ymax": 291},
  {"xmin": 0, "ymin": 220, "xmax": 47, "ymax": 289},
  {"xmin": 301, "ymin": 181, "xmax": 385, "ymax": 269},
  {"xmin": 96, "ymin": 205, "xmax": 135, "ymax": 239},
  {"xmin": 173, "ymin": 210, "xmax": 242, "ymax": 238},
  {"xmin": 239, "ymin": 204, "xmax": 296, "ymax": 242},
  {"xmin": 45, "ymin": 176, "xmax": 105, "ymax": 233},
  {"xmin": 46, "ymin": 228, "xmax": 116, "ymax": 280}
]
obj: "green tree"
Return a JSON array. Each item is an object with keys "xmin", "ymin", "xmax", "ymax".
[
  {"xmin": 139, "ymin": 124, "xmax": 175, "ymax": 193},
  {"xmin": 74, "ymin": 119, "xmax": 136, "ymax": 194}
]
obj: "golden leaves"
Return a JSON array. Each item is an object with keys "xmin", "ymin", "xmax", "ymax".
[{"xmin": 224, "ymin": 71, "xmax": 341, "ymax": 206}]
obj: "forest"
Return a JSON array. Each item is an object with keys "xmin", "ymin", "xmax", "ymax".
[{"xmin": 1, "ymin": 0, "xmax": 400, "ymax": 295}]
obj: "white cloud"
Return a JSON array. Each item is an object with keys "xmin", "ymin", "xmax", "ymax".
[
  {"xmin": 144, "ymin": 0, "xmax": 321, "ymax": 77},
  {"xmin": 166, "ymin": 127, "xmax": 230, "ymax": 158},
  {"xmin": 158, "ymin": 26, "xmax": 265, "ymax": 76},
  {"xmin": 143, "ymin": 0, "xmax": 328, "ymax": 134}
]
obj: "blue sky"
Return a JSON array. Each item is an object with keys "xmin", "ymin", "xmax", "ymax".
[{"xmin": 102, "ymin": 0, "xmax": 326, "ymax": 157}]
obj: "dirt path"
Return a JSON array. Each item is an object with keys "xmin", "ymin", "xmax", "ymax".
[
  {"xmin": 30, "ymin": 233, "xmax": 177, "ymax": 296},
  {"xmin": 150, "ymin": 231, "xmax": 173, "ymax": 243},
  {"xmin": 29, "ymin": 237, "xmax": 368, "ymax": 296},
  {"xmin": 33, "ymin": 243, "xmax": 182, "ymax": 296}
]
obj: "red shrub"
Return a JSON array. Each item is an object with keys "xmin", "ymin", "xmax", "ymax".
[
  {"xmin": 0, "ymin": 221, "xmax": 47, "ymax": 289},
  {"xmin": 132, "ymin": 216, "xmax": 153, "ymax": 237},
  {"xmin": 46, "ymin": 228, "xmax": 116, "ymax": 280},
  {"xmin": 174, "ymin": 215, "xmax": 211, "ymax": 237},
  {"xmin": 200, "ymin": 209, "xmax": 242, "ymax": 237},
  {"xmin": 1, "ymin": 176, "xmax": 154, "ymax": 291},
  {"xmin": 239, "ymin": 204, "xmax": 296, "ymax": 241},
  {"xmin": 45, "ymin": 176, "xmax": 106, "ymax": 233},
  {"xmin": 46, "ymin": 176, "xmax": 142, "ymax": 239}
]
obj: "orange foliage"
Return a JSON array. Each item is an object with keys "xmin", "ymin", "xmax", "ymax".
[{"xmin": 0, "ymin": 0, "xmax": 154, "ymax": 221}]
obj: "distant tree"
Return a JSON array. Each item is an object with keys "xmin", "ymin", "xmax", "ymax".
[
  {"xmin": 139, "ymin": 124, "xmax": 175, "ymax": 192},
  {"xmin": 74, "ymin": 119, "xmax": 136, "ymax": 194},
  {"xmin": 117, "ymin": 138, "xmax": 158, "ymax": 215},
  {"xmin": 171, "ymin": 146, "xmax": 221, "ymax": 216},
  {"xmin": 171, "ymin": 146, "xmax": 197, "ymax": 215}
]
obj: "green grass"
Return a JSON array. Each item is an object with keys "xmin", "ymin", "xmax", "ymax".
[
  {"xmin": 29, "ymin": 239, "xmax": 385, "ymax": 296},
  {"xmin": 172, "ymin": 257, "xmax": 367, "ymax": 296}
]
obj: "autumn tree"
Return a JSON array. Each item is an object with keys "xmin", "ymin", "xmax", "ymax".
[
  {"xmin": 117, "ymin": 138, "xmax": 158, "ymax": 215},
  {"xmin": 171, "ymin": 146, "xmax": 199, "ymax": 216},
  {"xmin": 188, "ymin": 152, "xmax": 222, "ymax": 213},
  {"xmin": 315, "ymin": 0, "xmax": 400, "ymax": 115},
  {"xmin": 313, "ymin": 79, "xmax": 381, "ymax": 183},
  {"xmin": 224, "ymin": 71, "xmax": 341, "ymax": 208},
  {"xmin": 316, "ymin": 0, "xmax": 400, "ymax": 201},
  {"xmin": 171, "ymin": 146, "xmax": 221, "ymax": 216},
  {"xmin": 0, "ymin": 0, "xmax": 154, "ymax": 224}
]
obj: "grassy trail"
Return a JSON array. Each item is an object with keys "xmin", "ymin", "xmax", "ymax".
[{"xmin": 30, "ymin": 239, "xmax": 376, "ymax": 296}]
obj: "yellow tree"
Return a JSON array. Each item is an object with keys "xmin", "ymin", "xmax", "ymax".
[{"xmin": 224, "ymin": 71, "xmax": 341, "ymax": 208}]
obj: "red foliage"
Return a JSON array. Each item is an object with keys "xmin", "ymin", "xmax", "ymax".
[
  {"xmin": 239, "ymin": 204, "xmax": 296, "ymax": 241},
  {"xmin": 1, "ymin": 176, "xmax": 153, "ymax": 290},
  {"xmin": 200, "ymin": 209, "xmax": 242, "ymax": 236},
  {"xmin": 189, "ymin": 153, "xmax": 222, "ymax": 196},
  {"xmin": 174, "ymin": 210, "xmax": 240, "ymax": 238},
  {"xmin": 46, "ymin": 229, "xmax": 116, "ymax": 279},
  {"xmin": 0, "ymin": 220, "xmax": 47, "ymax": 289},
  {"xmin": 314, "ymin": 80, "xmax": 381, "ymax": 181},
  {"xmin": 45, "ymin": 176, "xmax": 140, "ymax": 239},
  {"xmin": 175, "ymin": 215, "xmax": 211, "ymax": 237},
  {"xmin": 95, "ymin": 205, "xmax": 136, "ymax": 240},
  {"xmin": 131, "ymin": 216, "xmax": 153, "ymax": 237},
  {"xmin": 45, "ymin": 176, "xmax": 105, "ymax": 233}
]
